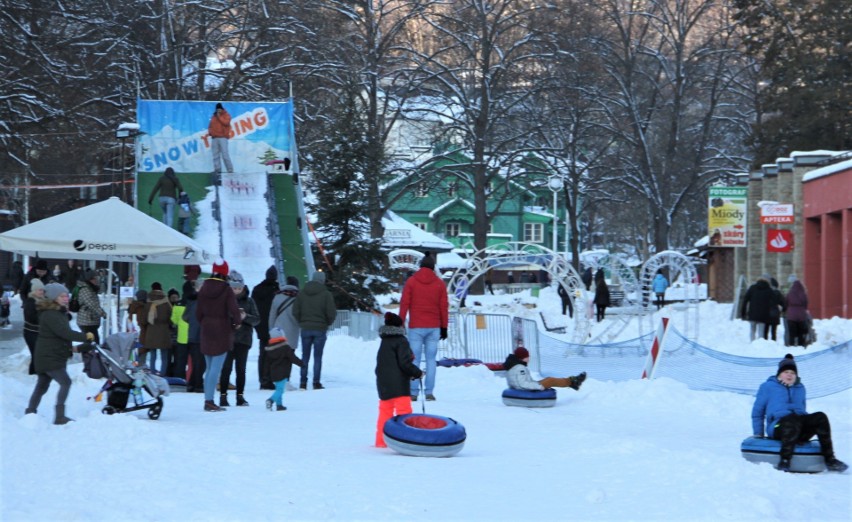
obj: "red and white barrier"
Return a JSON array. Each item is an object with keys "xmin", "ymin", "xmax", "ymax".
[{"xmin": 642, "ymin": 316, "xmax": 670, "ymax": 379}]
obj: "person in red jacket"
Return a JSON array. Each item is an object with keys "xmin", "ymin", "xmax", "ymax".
[
  {"xmin": 208, "ymin": 103, "xmax": 234, "ymax": 175},
  {"xmin": 398, "ymin": 252, "xmax": 448, "ymax": 401},
  {"xmin": 196, "ymin": 258, "xmax": 243, "ymax": 412}
]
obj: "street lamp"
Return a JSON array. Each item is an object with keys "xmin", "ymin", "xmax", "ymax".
[
  {"xmin": 548, "ymin": 175, "xmax": 563, "ymax": 252},
  {"xmin": 115, "ymin": 123, "xmax": 141, "ymax": 202}
]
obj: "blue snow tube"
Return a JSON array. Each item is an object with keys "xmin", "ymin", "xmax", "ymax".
[
  {"xmin": 383, "ymin": 414, "xmax": 466, "ymax": 458},
  {"xmin": 740, "ymin": 436, "xmax": 826, "ymax": 473},
  {"xmin": 502, "ymin": 388, "xmax": 556, "ymax": 408}
]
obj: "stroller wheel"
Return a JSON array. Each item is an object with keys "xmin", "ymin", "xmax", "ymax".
[
  {"xmin": 147, "ymin": 397, "xmax": 164, "ymax": 420},
  {"xmin": 102, "ymin": 406, "xmax": 118, "ymax": 415}
]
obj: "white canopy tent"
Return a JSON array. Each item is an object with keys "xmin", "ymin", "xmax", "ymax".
[{"xmin": 0, "ymin": 197, "xmax": 213, "ymax": 335}]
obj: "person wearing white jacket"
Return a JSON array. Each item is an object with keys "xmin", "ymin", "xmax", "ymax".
[{"xmin": 504, "ymin": 347, "xmax": 586, "ymax": 391}]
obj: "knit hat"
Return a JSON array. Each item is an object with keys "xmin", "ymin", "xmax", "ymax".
[
  {"xmin": 150, "ymin": 282, "xmax": 163, "ymax": 291},
  {"xmin": 29, "ymin": 279, "xmax": 45, "ymax": 293},
  {"xmin": 268, "ymin": 327, "xmax": 287, "ymax": 345},
  {"xmin": 44, "ymin": 283, "xmax": 68, "ymax": 301},
  {"xmin": 420, "ymin": 252, "xmax": 436, "ymax": 270},
  {"xmin": 777, "ymin": 354, "xmax": 797, "ymax": 376},
  {"xmin": 788, "ymin": 274, "xmax": 798, "ymax": 283},
  {"xmin": 760, "ymin": 273, "xmax": 772, "ymax": 281},
  {"xmin": 265, "ymin": 265, "xmax": 278, "ymax": 281},
  {"xmin": 312, "ymin": 271, "xmax": 326, "ymax": 283},
  {"xmin": 215, "ymin": 103, "xmax": 224, "ymax": 110},
  {"xmin": 83, "ymin": 269, "xmax": 98, "ymax": 281},
  {"xmin": 384, "ymin": 312, "xmax": 403, "ymax": 327},
  {"xmin": 514, "ymin": 347, "xmax": 530, "ymax": 360},
  {"xmin": 168, "ymin": 288, "xmax": 180, "ymax": 299},
  {"xmin": 229, "ymin": 270, "xmax": 245, "ymax": 288},
  {"xmin": 184, "ymin": 265, "xmax": 201, "ymax": 281},
  {"xmin": 286, "ymin": 276, "xmax": 300, "ymax": 288},
  {"xmin": 212, "ymin": 258, "xmax": 229, "ymax": 277},
  {"xmin": 135, "ymin": 289, "xmax": 148, "ymax": 302},
  {"xmin": 35, "ymin": 259, "xmax": 48, "ymax": 271}
]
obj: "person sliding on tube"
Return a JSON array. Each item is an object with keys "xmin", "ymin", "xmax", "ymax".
[{"xmin": 504, "ymin": 347, "xmax": 586, "ymax": 392}]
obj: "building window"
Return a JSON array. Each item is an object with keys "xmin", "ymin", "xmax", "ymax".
[
  {"xmin": 445, "ymin": 223, "xmax": 461, "ymax": 237},
  {"xmin": 524, "ymin": 223, "xmax": 543, "ymax": 243},
  {"xmin": 414, "ymin": 222, "xmax": 427, "ymax": 231},
  {"xmin": 416, "ymin": 183, "xmax": 429, "ymax": 198}
]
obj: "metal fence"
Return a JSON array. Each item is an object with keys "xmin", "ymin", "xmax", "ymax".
[{"xmin": 329, "ymin": 310, "xmax": 542, "ymax": 371}]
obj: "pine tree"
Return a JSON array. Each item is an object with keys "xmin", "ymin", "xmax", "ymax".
[
  {"xmin": 734, "ymin": 0, "xmax": 852, "ymax": 165},
  {"xmin": 307, "ymin": 83, "xmax": 391, "ymax": 311}
]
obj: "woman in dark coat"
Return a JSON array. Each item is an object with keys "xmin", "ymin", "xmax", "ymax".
[
  {"xmin": 23, "ymin": 279, "xmax": 46, "ymax": 375},
  {"xmin": 593, "ymin": 279, "xmax": 610, "ymax": 322},
  {"xmin": 784, "ymin": 278, "xmax": 810, "ymax": 347},
  {"xmin": 219, "ymin": 271, "xmax": 260, "ymax": 407},
  {"xmin": 741, "ymin": 274, "xmax": 781, "ymax": 341},
  {"xmin": 25, "ymin": 283, "xmax": 94, "ymax": 424},
  {"xmin": 374, "ymin": 312, "xmax": 423, "ymax": 448},
  {"xmin": 182, "ymin": 279, "xmax": 205, "ymax": 392},
  {"xmin": 196, "ymin": 259, "xmax": 242, "ymax": 412}
]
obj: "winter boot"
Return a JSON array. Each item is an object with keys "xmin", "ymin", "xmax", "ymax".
[
  {"xmin": 569, "ymin": 372, "xmax": 587, "ymax": 391},
  {"xmin": 825, "ymin": 458, "xmax": 848, "ymax": 472},
  {"xmin": 236, "ymin": 394, "xmax": 249, "ymax": 406},
  {"xmin": 204, "ymin": 400, "xmax": 226, "ymax": 412},
  {"xmin": 265, "ymin": 399, "xmax": 273, "ymax": 411},
  {"xmin": 425, "ymin": 394, "xmax": 436, "ymax": 401},
  {"xmin": 276, "ymin": 404, "xmax": 287, "ymax": 411},
  {"xmin": 219, "ymin": 393, "xmax": 230, "ymax": 407},
  {"xmin": 54, "ymin": 405, "xmax": 74, "ymax": 425},
  {"xmin": 776, "ymin": 458, "xmax": 791, "ymax": 472},
  {"xmin": 24, "ymin": 408, "xmax": 37, "ymax": 415},
  {"xmin": 313, "ymin": 382, "xmax": 324, "ymax": 390},
  {"xmin": 299, "ymin": 382, "xmax": 307, "ymax": 390}
]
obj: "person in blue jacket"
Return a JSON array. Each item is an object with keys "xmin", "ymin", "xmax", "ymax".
[
  {"xmin": 751, "ymin": 354, "xmax": 847, "ymax": 472},
  {"xmin": 651, "ymin": 270, "xmax": 669, "ymax": 310}
]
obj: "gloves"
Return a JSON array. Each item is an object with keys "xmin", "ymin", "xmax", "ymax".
[
  {"xmin": 439, "ymin": 327, "xmax": 448, "ymax": 340},
  {"xmin": 85, "ymin": 332, "xmax": 95, "ymax": 342}
]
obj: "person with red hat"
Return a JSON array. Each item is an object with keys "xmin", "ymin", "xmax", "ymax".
[
  {"xmin": 752, "ymin": 354, "xmax": 847, "ymax": 472},
  {"xmin": 503, "ymin": 346, "xmax": 587, "ymax": 392},
  {"xmin": 196, "ymin": 258, "xmax": 243, "ymax": 412},
  {"xmin": 374, "ymin": 312, "xmax": 423, "ymax": 448}
]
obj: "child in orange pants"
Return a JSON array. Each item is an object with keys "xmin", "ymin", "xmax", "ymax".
[{"xmin": 375, "ymin": 312, "xmax": 423, "ymax": 447}]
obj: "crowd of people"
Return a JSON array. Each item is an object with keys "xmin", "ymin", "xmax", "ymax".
[
  {"xmin": 741, "ymin": 273, "xmax": 813, "ymax": 347},
  {"xmin": 10, "ymin": 255, "xmax": 846, "ymax": 473}
]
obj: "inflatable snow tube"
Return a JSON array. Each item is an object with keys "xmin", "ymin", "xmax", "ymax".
[
  {"xmin": 383, "ymin": 414, "xmax": 466, "ymax": 458},
  {"xmin": 740, "ymin": 436, "xmax": 826, "ymax": 473},
  {"xmin": 502, "ymin": 388, "xmax": 556, "ymax": 408}
]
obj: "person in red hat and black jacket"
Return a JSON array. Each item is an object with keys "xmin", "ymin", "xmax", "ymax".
[
  {"xmin": 196, "ymin": 258, "xmax": 243, "ymax": 412},
  {"xmin": 503, "ymin": 346, "xmax": 586, "ymax": 391},
  {"xmin": 374, "ymin": 312, "xmax": 423, "ymax": 448}
]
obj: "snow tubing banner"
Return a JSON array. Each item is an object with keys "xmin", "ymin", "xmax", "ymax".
[
  {"xmin": 136, "ymin": 100, "xmax": 298, "ymax": 175},
  {"xmin": 502, "ymin": 388, "xmax": 557, "ymax": 408},
  {"xmin": 383, "ymin": 414, "xmax": 466, "ymax": 458},
  {"xmin": 740, "ymin": 436, "xmax": 826, "ymax": 473}
]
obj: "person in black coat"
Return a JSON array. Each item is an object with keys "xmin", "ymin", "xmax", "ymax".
[
  {"xmin": 741, "ymin": 274, "xmax": 781, "ymax": 341},
  {"xmin": 374, "ymin": 312, "xmax": 423, "ymax": 448},
  {"xmin": 251, "ymin": 265, "xmax": 280, "ymax": 390},
  {"xmin": 262, "ymin": 327, "xmax": 304, "ymax": 411},
  {"xmin": 557, "ymin": 283, "xmax": 573, "ymax": 318},
  {"xmin": 594, "ymin": 279, "xmax": 610, "ymax": 322}
]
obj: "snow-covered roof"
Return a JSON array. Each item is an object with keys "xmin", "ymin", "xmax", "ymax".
[
  {"xmin": 382, "ymin": 211, "xmax": 454, "ymax": 252},
  {"xmin": 428, "ymin": 198, "xmax": 475, "ymax": 219},
  {"xmin": 802, "ymin": 158, "xmax": 852, "ymax": 183}
]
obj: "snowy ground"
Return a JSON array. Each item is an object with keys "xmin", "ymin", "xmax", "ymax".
[{"xmin": 1, "ymin": 287, "xmax": 850, "ymax": 521}]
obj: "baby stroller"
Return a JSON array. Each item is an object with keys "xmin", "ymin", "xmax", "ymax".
[{"xmin": 86, "ymin": 332, "xmax": 169, "ymax": 419}]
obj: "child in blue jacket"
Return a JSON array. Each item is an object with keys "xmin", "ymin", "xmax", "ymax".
[{"xmin": 751, "ymin": 354, "xmax": 847, "ymax": 472}]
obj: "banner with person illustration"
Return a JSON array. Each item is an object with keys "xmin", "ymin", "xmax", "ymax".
[{"xmin": 136, "ymin": 100, "xmax": 298, "ymax": 175}]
